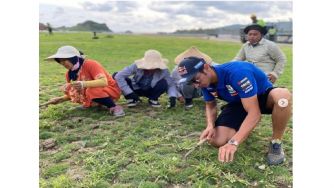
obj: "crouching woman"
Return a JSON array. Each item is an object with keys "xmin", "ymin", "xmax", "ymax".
[{"xmin": 44, "ymin": 45, "xmax": 125, "ymax": 117}]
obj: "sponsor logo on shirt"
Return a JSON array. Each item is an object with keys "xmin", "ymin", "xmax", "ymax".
[
  {"xmin": 226, "ymin": 85, "xmax": 238, "ymax": 96},
  {"xmin": 238, "ymin": 77, "xmax": 253, "ymax": 93}
]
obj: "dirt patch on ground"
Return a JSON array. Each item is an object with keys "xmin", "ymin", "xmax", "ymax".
[
  {"xmin": 77, "ymin": 147, "xmax": 98, "ymax": 154},
  {"xmin": 70, "ymin": 116, "xmax": 84, "ymax": 123},
  {"xmin": 67, "ymin": 166, "xmax": 86, "ymax": 181},
  {"xmin": 146, "ymin": 110, "xmax": 157, "ymax": 117},
  {"xmin": 41, "ymin": 138, "xmax": 57, "ymax": 150},
  {"xmin": 71, "ymin": 141, "xmax": 86, "ymax": 150}
]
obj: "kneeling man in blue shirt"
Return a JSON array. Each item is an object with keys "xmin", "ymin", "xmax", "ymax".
[{"xmin": 178, "ymin": 57, "xmax": 292, "ymax": 165}]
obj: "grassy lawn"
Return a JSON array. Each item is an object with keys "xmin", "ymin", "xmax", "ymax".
[{"xmin": 39, "ymin": 32, "xmax": 292, "ymax": 187}]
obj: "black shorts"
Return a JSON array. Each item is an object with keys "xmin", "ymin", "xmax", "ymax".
[{"xmin": 215, "ymin": 87, "xmax": 274, "ymax": 131}]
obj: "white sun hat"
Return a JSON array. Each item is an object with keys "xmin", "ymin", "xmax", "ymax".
[
  {"xmin": 135, "ymin": 49, "xmax": 168, "ymax": 70},
  {"xmin": 45, "ymin": 45, "xmax": 85, "ymax": 61}
]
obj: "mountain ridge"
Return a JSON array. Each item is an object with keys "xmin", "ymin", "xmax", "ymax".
[{"xmin": 41, "ymin": 20, "xmax": 113, "ymax": 32}]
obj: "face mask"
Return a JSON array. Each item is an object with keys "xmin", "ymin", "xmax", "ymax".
[{"xmin": 71, "ymin": 58, "xmax": 80, "ymax": 71}]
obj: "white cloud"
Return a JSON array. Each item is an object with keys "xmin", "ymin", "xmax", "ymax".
[
  {"xmin": 39, "ymin": 0, "xmax": 109, "ymax": 9},
  {"xmin": 39, "ymin": 0, "xmax": 292, "ymax": 33}
]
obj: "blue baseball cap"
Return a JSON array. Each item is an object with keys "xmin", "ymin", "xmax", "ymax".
[{"xmin": 177, "ymin": 56, "xmax": 206, "ymax": 84}]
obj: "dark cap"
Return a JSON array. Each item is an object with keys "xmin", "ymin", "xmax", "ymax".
[
  {"xmin": 244, "ymin": 24, "xmax": 267, "ymax": 35},
  {"xmin": 177, "ymin": 56, "xmax": 206, "ymax": 84}
]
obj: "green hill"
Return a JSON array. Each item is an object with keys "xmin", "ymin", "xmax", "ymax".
[{"xmin": 55, "ymin": 20, "xmax": 112, "ymax": 32}]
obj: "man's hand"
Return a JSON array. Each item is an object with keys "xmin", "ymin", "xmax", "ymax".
[
  {"xmin": 200, "ymin": 126, "xmax": 216, "ymax": 140},
  {"xmin": 71, "ymin": 81, "xmax": 83, "ymax": 90},
  {"xmin": 177, "ymin": 96, "xmax": 185, "ymax": 103},
  {"xmin": 267, "ymin": 73, "xmax": 277, "ymax": 83},
  {"xmin": 218, "ymin": 144, "xmax": 237, "ymax": 163}
]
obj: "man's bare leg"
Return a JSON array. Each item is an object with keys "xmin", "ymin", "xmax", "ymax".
[
  {"xmin": 267, "ymin": 88, "xmax": 293, "ymax": 140},
  {"xmin": 266, "ymin": 88, "xmax": 292, "ymax": 165}
]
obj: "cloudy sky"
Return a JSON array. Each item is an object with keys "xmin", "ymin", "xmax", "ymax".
[{"xmin": 39, "ymin": 0, "xmax": 292, "ymax": 33}]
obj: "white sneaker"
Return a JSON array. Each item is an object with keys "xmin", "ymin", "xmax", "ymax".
[
  {"xmin": 109, "ymin": 105, "xmax": 125, "ymax": 117},
  {"xmin": 148, "ymin": 99, "xmax": 161, "ymax": 107},
  {"xmin": 126, "ymin": 99, "xmax": 140, "ymax": 107}
]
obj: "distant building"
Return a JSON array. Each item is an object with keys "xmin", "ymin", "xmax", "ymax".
[{"xmin": 39, "ymin": 23, "xmax": 47, "ymax": 31}]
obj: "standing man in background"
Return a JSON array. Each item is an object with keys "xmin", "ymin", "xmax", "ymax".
[
  {"xmin": 47, "ymin": 23, "xmax": 53, "ymax": 35},
  {"xmin": 233, "ymin": 24, "xmax": 286, "ymax": 83},
  {"xmin": 250, "ymin": 14, "xmax": 266, "ymax": 27}
]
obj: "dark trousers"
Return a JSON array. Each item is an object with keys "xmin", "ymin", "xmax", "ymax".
[
  {"xmin": 92, "ymin": 97, "xmax": 116, "ymax": 108},
  {"xmin": 125, "ymin": 78, "xmax": 168, "ymax": 100}
]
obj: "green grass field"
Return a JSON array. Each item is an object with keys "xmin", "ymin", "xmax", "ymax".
[{"xmin": 39, "ymin": 32, "xmax": 292, "ymax": 187}]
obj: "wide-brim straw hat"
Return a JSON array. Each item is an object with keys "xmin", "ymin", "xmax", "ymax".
[
  {"xmin": 45, "ymin": 45, "xmax": 86, "ymax": 61},
  {"xmin": 174, "ymin": 46, "xmax": 212, "ymax": 65},
  {"xmin": 135, "ymin": 49, "xmax": 168, "ymax": 70},
  {"xmin": 244, "ymin": 24, "xmax": 267, "ymax": 35}
]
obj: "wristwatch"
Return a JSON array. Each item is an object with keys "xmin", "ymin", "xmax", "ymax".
[{"xmin": 228, "ymin": 139, "xmax": 239, "ymax": 146}]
